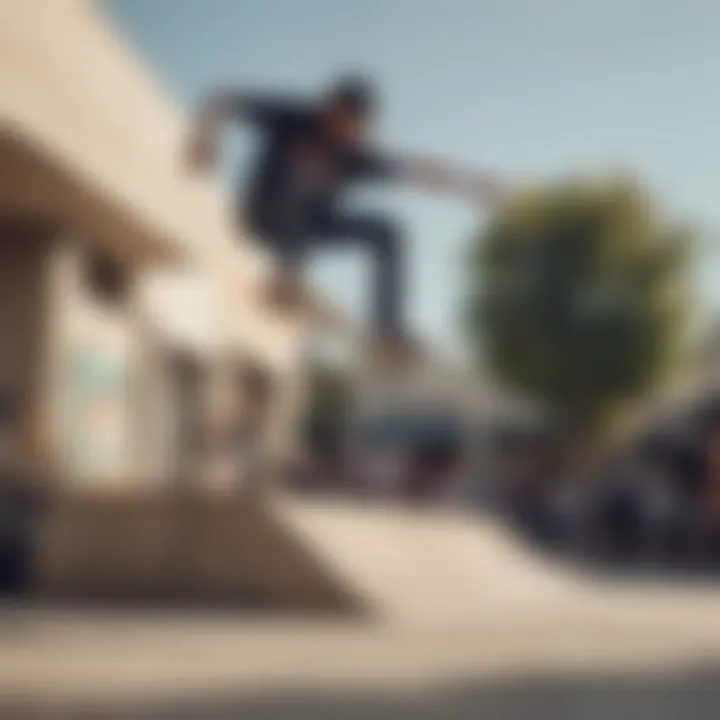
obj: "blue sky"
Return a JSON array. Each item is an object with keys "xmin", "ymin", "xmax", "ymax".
[{"xmin": 104, "ymin": 0, "xmax": 720, "ymax": 351}]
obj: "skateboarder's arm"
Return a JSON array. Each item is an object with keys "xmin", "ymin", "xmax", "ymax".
[
  {"xmin": 186, "ymin": 89, "xmax": 300, "ymax": 172},
  {"xmin": 186, "ymin": 88, "xmax": 244, "ymax": 172},
  {"xmin": 397, "ymin": 156, "xmax": 506, "ymax": 205}
]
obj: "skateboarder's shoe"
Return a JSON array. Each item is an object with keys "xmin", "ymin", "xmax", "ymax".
[
  {"xmin": 265, "ymin": 270, "xmax": 305, "ymax": 313},
  {"xmin": 368, "ymin": 330, "xmax": 420, "ymax": 372}
]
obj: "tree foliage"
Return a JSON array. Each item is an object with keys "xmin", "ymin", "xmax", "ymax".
[{"xmin": 465, "ymin": 179, "xmax": 691, "ymax": 436}]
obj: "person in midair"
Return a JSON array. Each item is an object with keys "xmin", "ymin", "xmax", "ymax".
[{"xmin": 187, "ymin": 74, "xmax": 503, "ymax": 363}]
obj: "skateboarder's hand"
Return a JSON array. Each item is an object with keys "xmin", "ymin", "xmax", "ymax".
[
  {"xmin": 403, "ymin": 158, "xmax": 506, "ymax": 207},
  {"xmin": 469, "ymin": 175, "xmax": 507, "ymax": 207}
]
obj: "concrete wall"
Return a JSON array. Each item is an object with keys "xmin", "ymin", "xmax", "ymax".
[
  {"xmin": 0, "ymin": 2, "xmax": 358, "ymax": 611},
  {"xmin": 0, "ymin": 0, "xmax": 193, "ymax": 258},
  {"xmin": 45, "ymin": 239, "xmax": 138, "ymax": 486},
  {"xmin": 0, "ymin": 226, "xmax": 47, "ymax": 397},
  {"xmin": 0, "ymin": 0, "xmax": 316, "ymax": 491},
  {"xmin": 0, "ymin": 221, "xmax": 51, "ymax": 469},
  {"xmin": 34, "ymin": 492, "xmax": 363, "ymax": 612}
]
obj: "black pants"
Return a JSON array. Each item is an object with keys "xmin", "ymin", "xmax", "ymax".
[{"xmin": 252, "ymin": 205, "xmax": 404, "ymax": 337}]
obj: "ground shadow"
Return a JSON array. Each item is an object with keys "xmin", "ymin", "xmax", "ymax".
[{"xmin": 5, "ymin": 662, "xmax": 720, "ymax": 719}]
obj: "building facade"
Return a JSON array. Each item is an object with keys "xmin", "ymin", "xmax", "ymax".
[{"xmin": 0, "ymin": 0, "xmax": 312, "ymax": 493}]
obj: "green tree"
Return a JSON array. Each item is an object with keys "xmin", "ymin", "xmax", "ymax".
[{"xmin": 465, "ymin": 179, "xmax": 691, "ymax": 448}]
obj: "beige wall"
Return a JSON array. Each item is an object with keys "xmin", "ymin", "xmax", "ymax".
[
  {"xmin": 44, "ymin": 238, "xmax": 137, "ymax": 486},
  {"xmin": 0, "ymin": 0, "xmax": 191, "ymax": 258},
  {"xmin": 1, "ymin": 0, "xmax": 319, "ymax": 372},
  {"xmin": 0, "ymin": 224, "xmax": 47, "ymax": 396},
  {"xmin": 34, "ymin": 492, "xmax": 363, "ymax": 612},
  {"xmin": 0, "ymin": 0, "xmax": 318, "ymax": 493},
  {"xmin": 0, "ymin": 221, "xmax": 51, "ymax": 470},
  {"xmin": 0, "ymin": 2, "xmax": 354, "ymax": 610}
]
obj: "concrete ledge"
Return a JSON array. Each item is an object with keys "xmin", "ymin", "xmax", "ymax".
[{"xmin": 32, "ymin": 490, "xmax": 367, "ymax": 614}]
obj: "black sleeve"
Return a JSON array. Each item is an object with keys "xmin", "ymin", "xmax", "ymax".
[
  {"xmin": 241, "ymin": 93, "xmax": 309, "ymax": 129},
  {"xmin": 349, "ymin": 149, "xmax": 401, "ymax": 182}
]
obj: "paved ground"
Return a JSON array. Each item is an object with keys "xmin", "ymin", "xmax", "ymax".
[
  {"xmin": 9, "ymin": 498, "xmax": 720, "ymax": 717},
  {"xmin": 5, "ymin": 586, "xmax": 720, "ymax": 719}
]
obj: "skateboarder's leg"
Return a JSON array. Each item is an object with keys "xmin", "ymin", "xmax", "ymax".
[
  {"xmin": 250, "ymin": 202, "xmax": 310, "ymax": 309},
  {"xmin": 311, "ymin": 212, "xmax": 405, "ymax": 339}
]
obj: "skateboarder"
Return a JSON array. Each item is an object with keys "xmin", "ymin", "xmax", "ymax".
[{"xmin": 187, "ymin": 75, "xmax": 503, "ymax": 362}]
